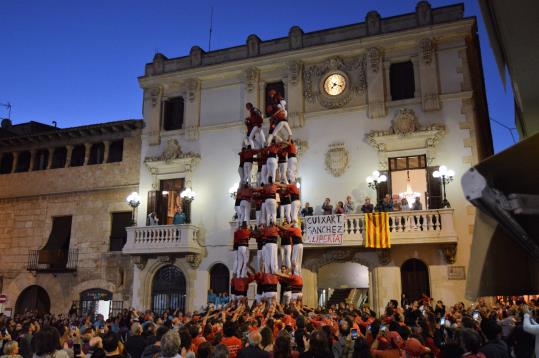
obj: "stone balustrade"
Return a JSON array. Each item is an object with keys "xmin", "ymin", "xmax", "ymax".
[
  {"xmin": 123, "ymin": 224, "xmax": 203, "ymax": 255},
  {"xmin": 230, "ymin": 208, "xmax": 457, "ymax": 247}
]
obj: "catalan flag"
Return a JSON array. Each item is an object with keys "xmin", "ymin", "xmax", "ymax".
[{"xmin": 364, "ymin": 212, "xmax": 391, "ymax": 248}]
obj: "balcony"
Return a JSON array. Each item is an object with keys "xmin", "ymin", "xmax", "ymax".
[
  {"xmin": 230, "ymin": 209, "xmax": 457, "ymax": 247},
  {"xmin": 122, "ymin": 224, "xmax": 202, "ymax": 256},
  {"xmin": 27, "ymin": 249, "xmax": 78, "ymax": 274}
]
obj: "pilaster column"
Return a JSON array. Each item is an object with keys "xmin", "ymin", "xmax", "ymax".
[
  {"xmin": 143, "ymin": 87, "xmax": 163, "ymax": 146},
  {"xmin": 11, "ymin": 152, "xmax": 19, "ymax": 173},
  {"xmin": 411, "ymin": 57, "xmax": 421, "ymax": 99},
  {"xmin": 103, "ymin": 141, "xmax": 111, "ymax": 163},
  {"xmin": 46, "ymin": 148, "xmax": 54, "ymax": 169},
  {"xmin": 182, "ymin": 79, "xmax": 201, "ymax": 141},
  {"xmin": 28, "ymin": 150, "xmax": 36, "ymax": 171},
  {"xmin": 366, "ymin": 47, "xmax": 386, "ymax": 118},
  {"xmin": 418, "ymin": 38, "xmax": 440, "ymax": 111},
  {"xmin": 286, "ymin": 60, "xmax": 305, "ymax": 128},
  {"xmin": 65, "ymin": 145, "xmax": 73, "ymax": 168},
  {"xmin": 83, "ymin": 143, "xmax": 92, "ymax": 165},
  {"xmin": 244, "ymin": 67, "xmax": 260, "ymax": 108}
]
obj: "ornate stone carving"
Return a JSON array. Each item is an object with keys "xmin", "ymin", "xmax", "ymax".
[
  {"xmin": 186, "ymin": 254, "xmax": 202, "ymax": 269},
  {"xmin": 423, "ymin": 93, "xmax": 440, "ymax": 112},
  {"xmin": 416, "ymin": 1, "xmax": 433, "ymax": 26},
  {"xmin": 149, "ymin": 87, "xmax": 161, "ymax": 107},
  {"xmin": 152, "ymin": 53, "xmax": 167, "ymax": 75},
  {"xmin": 133, "ymin": 256, "xmax": 148, "ymax": 270},
  {"xmin": 288, "ymin": 26, "xmax": 304, "ymax": 49},
  {"xmin": 145, "ymin": 139, "xmax": 201, "ymax": 163},
  {"xmin": 419, "ymin": 38, "xmax": 435, "ymax": 65},
  {"xmin": 287, "ymin": 61, "xmax": 302, "ymax": 86},
  {"xmin": 244, "ymin": 67, "xmax": 259, "ymax": 93},
  {"xmin": 183, "ymin": 79, "xmax": 200, "ymax": 103},
  {"xmin": 288, "ymin": 112, "xmax": 305, "ymax": 128},
  {"xmin": 441, "ymin": 244, "xmax": 457, "ymax": 264},
  {"xmin": 377, "ymin": 249, "xmax": 391, "ymax": 265},
  {"xmin": 246, "ymin": 34, "xmax": 260, "ymax": 57},
  {"xmin": 367, "ymin": 48, "xmax": 381, "ymax": 73},
  {"xmin": 391, "ymin": 108, "xmax": 420, "ymax": 135},
  {"xmin": 303, "ymin": 55, "xmax": 366, "ymax": 109},
  {"xmin": 366, "ymin": 11, "xmax": 381, "ymax": 35},
  {"xmin": 157, "ymin": 255, "xmax": 173, "ymax": 263},
  {"xmin": 185, "ymin": 126, "xmax": 200, "ymax": 141},
  {"xmin": 190, "ymin": 46, "xmax": 203, "ymax": 66},
  {"xmin": 325, "ymin": 143, "xmax": 349, "ymax": 177}
]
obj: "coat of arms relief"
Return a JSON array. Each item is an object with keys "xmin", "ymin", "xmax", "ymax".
[{"xmin": 325, "ymin": 143, "xmax": 350, "ymax": 177}]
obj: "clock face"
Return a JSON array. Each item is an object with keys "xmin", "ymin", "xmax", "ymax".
[{"xmin": 323, "ymin": 73, "xmax": 347, "ymax": 96}]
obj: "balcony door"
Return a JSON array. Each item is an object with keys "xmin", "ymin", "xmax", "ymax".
[
  {"xmin": 401, "ymin": 258, "xmax": 430, "ymax": 302},
  {"xmin": 389, "ymin": 155, "xmax": 429, "ymax": 209},
  {"xmin": 152, "ymin": 265, "xmax": 186, "ymax": 314},
  {"xmin": 147, "ymin": 179, "xmax": 184, "ymax": 225},
  {"xmin": 15, "ymin": 285, "xmax": 50, "ymax": 315}
]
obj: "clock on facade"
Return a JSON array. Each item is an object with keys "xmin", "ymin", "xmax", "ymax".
[{"xmin": 323, "ymin": 73, "xmax": 347, "ymax": 96}]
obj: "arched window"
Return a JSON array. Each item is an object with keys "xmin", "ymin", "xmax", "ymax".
[
  {"xmin": 401, "ymin": 258, "xmax": 430, "ymax": 302},
  {"xmin": 209, "ymin": 263, "xmax": 230, "ymax": 294},
  {"xmin": 152, "ymin": 265, "xmax": 186, "ymax": 314},
  {"xmin": 15, "ymin": 285, "xmax": 51, "ymax": 315}
]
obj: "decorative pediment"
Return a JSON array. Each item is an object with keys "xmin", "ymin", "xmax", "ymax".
[
  {"xmin": 368, "ymin": 109, "xmax": 445, "ymax": 152},
  {"xmin": 144, "ymin": 139, "xmax": 200, "ymax": 176}
]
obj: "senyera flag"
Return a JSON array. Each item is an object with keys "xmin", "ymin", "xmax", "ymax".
[{"xmin": 364, "ymin": 212, "xmax": 391, "ymax": 248}]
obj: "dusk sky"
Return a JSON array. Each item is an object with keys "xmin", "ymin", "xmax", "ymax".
[{"xmin": 0, "ymin": 0, "xmax": 517, "ymax": 152}]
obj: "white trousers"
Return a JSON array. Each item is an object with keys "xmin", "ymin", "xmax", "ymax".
[
  {"xmin": 263, "ymin": 242, "xmax": 278, "ymax": 274},
  {"xmin": 291, "ymin": 200, "xmax": 301, "ymax": 223},
  {"xmin": 264, "ymin": 291, "xmax": 278, "ymax": 305},
  {"xmin": 243, "ymin": 162, "xmax": 253, "ymax": 184},
  {"xmin": 267, "ymin": 120, "xmax": 292, "ymax": 144},
  {"xmin": 248, "ymin": 126, "xmax": 265, "ymax": 149},
  {"xmin": 266, "ymin": 157, "xmax": 278, "ymax": 183},
  {"xmin": 256, "ymin": 210, "xmax": 262, "ymax": 225},
  {"xmin": 278, "ymin": 162, "xmax": 288, "ymax": 184},
  {"xmin": 288, "ymin": 157, "xmax": 298, "ymax": 183},
  {"xmin": 280, "ymin": 244, "xmax": 292, "ymax": 269},
  {"xmin": 232, "ymin": 249, "xmax": 238, "ymax": 277},
  {"xmin": 265, "ymin": 198, "xmax": 277, "ymax": 224},
  {"xmin": 240, "ymin": 200, "xmax": 251, "ymax": 223},
  {"xmin": 280, "ymin": 204, "xmax": 291, "ymax": 224},
  {"xmin": 260, "ymin": 165, "xmax": 268, "ymax": 186},
  {"xmin": 238, "ymin": 166, "xmax": 244, "ymax": 184},
  {"xmin": 282, "ymin": 291, "xmax": 292, "ymax": 305},
  {"xmin": 292, "ymin": 243, "xmax": 303, "ymax": 275},
  {"xmin": 236, "ymin": 245, "xmax": 249, "ymax": 277},
  {"xmin": 291, "ymin": 292, "xmax": 303, "ymax": 302},
  {"xmin": 257, "ymin": 249, "xmax": 263, "ymax": 272},
  {"xmin": 260, "ymin": 202, "xmax": 267, "ymax": 225}
]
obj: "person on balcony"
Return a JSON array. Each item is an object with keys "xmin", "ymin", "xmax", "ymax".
[
  {"xmin": 322, "ymin": 198, "xmax": 333, "ymax": 215},
  {"xmin": 361, "ymin": 197, "xmax": 374, "ymax": 213},
  {"xmin": 411, "ymin": 197, "xmax": 423, "ymax": 211},
  {"xmin": 400, "ymin": 198, "xmax": 410, "ymax": 211},
  {"xmin": 301, "ymin": 202, "xmax": 313, "ymax": 217},
  {"xmin": 147, "ymin": 212, "xmax": 159, "ymax": 226},
  {"xmin": 335, "ymin": 201, "xmax": 345, "ymax": 214},
  {"xmin": 172, "ymin": 206, "xmax": 186, "ymax": 225},
  {"xmin": 344, "ymin": 195, "xmax": 355, "ymax": 214},
  {"xmin": 377, "ymin": 194, "xmax": 393, "ymax": 212}
]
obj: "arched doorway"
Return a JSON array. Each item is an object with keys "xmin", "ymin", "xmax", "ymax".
[
  {"xmin": 317, "ymin": 262, "xmax": 369, "ymax": 308},
  {"xmin": 209, "ymin": 263, "xmax": 230, "ymax": 294},
  {"xmin": 401, "ymin": 259, "xmax": 430, "ymax": 302},
  {"xmin": 152, "ymin": 265, "xmax": 186, "ymax": 314},
  {"xmin": 79, "ymin": 288, "xmax": 113, "ymax": 316},
  {"xmin": 15, "ymin": 285, "xmax": 51, "ymax": 315}
]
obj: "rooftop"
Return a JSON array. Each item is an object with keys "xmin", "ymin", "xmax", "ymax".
[{"xmin": 143, "ymin": 1, "xmax": 465, "ymax": 77}]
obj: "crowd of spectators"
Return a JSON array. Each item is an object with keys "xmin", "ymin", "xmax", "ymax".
[
  {"xmin": 309, "ymin": 195, "xmax": 425, "ymax": 216},
  {"xmin": 1, "ymin": 296, "xmax": 537, "ymax": 358}
]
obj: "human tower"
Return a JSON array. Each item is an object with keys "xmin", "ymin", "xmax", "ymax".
[{"xmin": 230, "ymin": 90, "xmax": 304, "ymax": 305}]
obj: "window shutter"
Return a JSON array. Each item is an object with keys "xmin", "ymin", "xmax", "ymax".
[{"xmin": 426, "ymin": 166, "xmax": 442, "ymax": 209}]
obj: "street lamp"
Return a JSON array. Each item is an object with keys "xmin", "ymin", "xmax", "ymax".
[
  {"xmin": 366, "ymin": 170, "xmax": 387, "ymax": 203},
  {"xmin": 180, "ymin": 187, "xmax": 197, "ymax": 223},
  {"xmin": 433, "ymin": 165, "xmax": 455, "ymax": 208},
  {"xmin": 126, "ymin": 191, "xmax": 141, "ymax": 226}
]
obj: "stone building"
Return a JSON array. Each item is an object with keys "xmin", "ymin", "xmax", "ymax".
[
  {"xmin": 0, "ymin": 1, "xmax": 495, "ymax": 317},
  {"xmin": 0, "ymin": 119, "xmax": 143, "ymax": 315},
  {"xmin": 128, "ymin": 1, "xmax": 493, "ymax": 314}
]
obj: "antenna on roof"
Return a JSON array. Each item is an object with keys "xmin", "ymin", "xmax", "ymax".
[
  {"xmin": 0, "ymin": 102, "xmax": 12, "ymax": 119},
  {"xmin": 208, "ymin": 6, "xmax": 214, "ymax": 51}
]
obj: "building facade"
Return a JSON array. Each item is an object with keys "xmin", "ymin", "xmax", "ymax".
[
  {"xmin": 128, "ymin": 1, "xmax": 492, "ymax": 314},
  {"xmin": 0, "ymin": 1, "xmax": 494, "ymax": 317},
  {"xmin": 0, "ymin": 120, "xmax": 142, "ymax": 315}
]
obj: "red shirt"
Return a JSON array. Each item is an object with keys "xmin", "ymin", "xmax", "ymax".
[
  {"xmin": 234, "ymin": 228, "xmax": 251, "ymax": 245},
  {"xmin": 288, "ymin": 142, "xmax": 297, "ymax": 156},
  {"xmin": 263, "ymin": 225, "xmax": 279, "ymax": 239},
  {"xmin": 237, "ymin": 187, "xmax": 252, "ymax": 201},
  {"xmin": 263, "ymin": 183, "xmax": 278, "ymax": 197},
  {"xmin": 221, "ymin": 336, "xmax": 242, "ymax": 358},
  {"xmin": 288, "ymin": 226, "xmax": 302, "ymax": 239}
]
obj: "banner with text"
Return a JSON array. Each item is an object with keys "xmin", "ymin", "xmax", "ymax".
[{"xmin": 304, "ymin": 214, "xmax": 345, "ymax": 245}]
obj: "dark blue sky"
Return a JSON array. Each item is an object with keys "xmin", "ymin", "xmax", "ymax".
[{"xmin": 0, "ymin": 0, "xmax": 516, "ymax": 152}]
